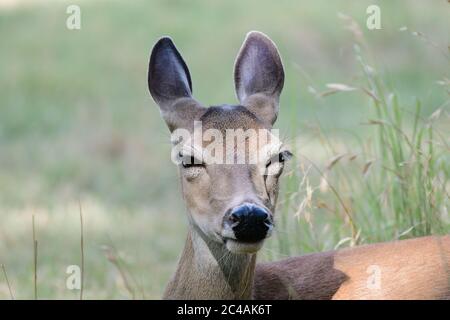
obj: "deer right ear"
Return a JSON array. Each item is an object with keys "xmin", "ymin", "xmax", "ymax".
[
  {"xmin": 234, "ymin": 31, "xmax": 285, "ymax": 126},
  {"xmin": 148, "ymin": 37, "xmax": 204, "ymax": 131}
]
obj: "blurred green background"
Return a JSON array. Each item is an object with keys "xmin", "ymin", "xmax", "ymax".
[{"xmin": 0, "ymin": 0, "xmax": 448, "ymax": 299}]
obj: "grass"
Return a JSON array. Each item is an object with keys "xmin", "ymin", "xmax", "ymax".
[
  {"xmin": 265, "ymin": 32, "xmax": 450, "ymax": 259},
  {"xmin": 32, "ymin": 213, "xmax": 37, "ymax": 299},
  {"xmin": 0, "ymin": 0, "xmax": 449, "ymax": 299},
  {"xmin": 1, "ymin": 264, "xmax": 14, "ymax": 299},
  {"xmin": 78, "ymin": 201, "xmax": 85, "ymax": 300}
]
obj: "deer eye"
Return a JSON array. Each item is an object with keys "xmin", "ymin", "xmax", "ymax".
[
  {"xmin": 266, "ymin": 150, "xmax": 293, "ymax": 168},
  {"xmin": 278, "ymin": 150, "xmax": 293, "ymax": 163}
]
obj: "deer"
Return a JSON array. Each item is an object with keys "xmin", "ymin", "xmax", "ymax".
[{"xmin": 147, "ymin": 31, "xmax": 450, "ymax": 300}]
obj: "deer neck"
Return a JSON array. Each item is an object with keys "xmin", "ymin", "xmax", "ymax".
[{"xmin": 163, "ymin": 226, "xmax": 256, "ymax": 299}]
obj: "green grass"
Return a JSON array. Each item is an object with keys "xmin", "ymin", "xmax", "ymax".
[
  {"xmin": 265, "ymin": 37, "xmax": 449, "ymax": 259},
  {"xmin": 0, "ymin": 0, "xmax": 448, "ymax": 299}
]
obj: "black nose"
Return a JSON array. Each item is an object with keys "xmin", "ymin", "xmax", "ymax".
[{"xmin": 227, "ymin": 203, "xmax": 272, "ymax": 243}]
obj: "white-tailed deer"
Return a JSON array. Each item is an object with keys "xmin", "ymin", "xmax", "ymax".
[{"xmin": 147, "ymin": 31, "xmax": 450, "ymax": 299}]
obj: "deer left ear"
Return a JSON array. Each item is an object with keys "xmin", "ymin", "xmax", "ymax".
[
  {"xmin": 148, "ymin": 37, "xmax": 205, "ymax": 131},
  {"xmin": 148, "ymin": 37, "xmax": 192, "ymax": 107},
  {"xmin": 234, "ymin": 31, "xmax": 285, "ymax": 126}
]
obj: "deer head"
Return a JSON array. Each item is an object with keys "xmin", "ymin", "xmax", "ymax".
[{"xmin": 148, "ymin": 31, "xmax": 291, "ymax": 255}]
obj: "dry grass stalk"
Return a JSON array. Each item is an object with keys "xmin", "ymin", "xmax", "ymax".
[
  {"xmin": 1, "ymin": 264, "xmax": 14, "ymax": 300},
  {"xmin": 78, "ymin": 201, "xmax": 85, "ymax": 300},
  {"xmin": 32, "ymin": 214, "xmax": 37, "ymax": 300}
]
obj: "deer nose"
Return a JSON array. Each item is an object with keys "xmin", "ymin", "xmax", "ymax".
[{"xmin": 227, "ymin": 203, "xmax": 272, "ymax": 243}]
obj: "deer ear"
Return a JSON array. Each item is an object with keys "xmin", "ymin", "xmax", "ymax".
[
  {"xmin": 148, "ymin": 37, "xmax": 204, "ymax": 131},
  {"xmin": 234, "ymin": 31, "xmax": 285, "ymax": 126}
]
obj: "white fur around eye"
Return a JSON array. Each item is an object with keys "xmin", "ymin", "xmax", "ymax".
[{"xmin": 265, "ymin": 161, "xmax": 284, "ymax": 177}]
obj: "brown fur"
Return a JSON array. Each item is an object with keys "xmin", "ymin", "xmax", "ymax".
[
  {"xmin": 255, "ymin": 235, "xmax": 450, "ymax": 299},
  {"xmin": 164, "ymin": 229, "xmax": 256, "ymax": 299}
]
